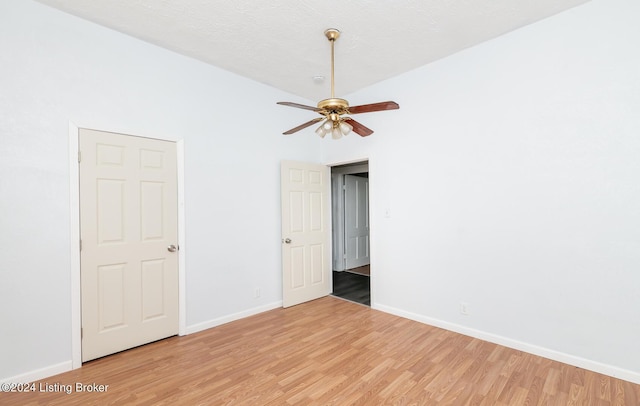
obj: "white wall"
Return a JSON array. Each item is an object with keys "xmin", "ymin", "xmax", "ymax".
[
  {"xmin": 324, "ymin": 0, "xmax": 640, "ymax": 382},
  {"xmin": 0, "ymin": 0, "xmax": 321, "ymax": 380}
]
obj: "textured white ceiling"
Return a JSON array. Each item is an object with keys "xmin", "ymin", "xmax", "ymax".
[{"xmin": 36, "ymin": 0, "xmax": 588, "ymax": 102}]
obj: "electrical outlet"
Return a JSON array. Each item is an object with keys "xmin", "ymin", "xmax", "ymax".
[
  {"xmin": 254, "ymin": 288, "xmax": 261, "ymax": 298},
  {"xmin": 460, "ymin": 302, "xmax": 470, "ymax": 316}
]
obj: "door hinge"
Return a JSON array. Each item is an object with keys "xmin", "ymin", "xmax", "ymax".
[
  {"xmin": 81, "ymin": 328, "xmax": 83, "ymax": 339},
  {"xmin": 80, "ymin": 240, "xmax": 82, "ymax": 251},
  {"xmin": 78, "ymin": 151, "xmax": 81, "ymax": 163}
]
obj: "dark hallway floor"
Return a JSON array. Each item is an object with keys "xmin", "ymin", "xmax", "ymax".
[{"xmin": 332, "ymin": 270, "xmax": 370, "ymax": 306}]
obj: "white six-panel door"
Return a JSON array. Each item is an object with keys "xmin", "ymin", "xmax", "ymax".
[
  {"xmin": 281, "ymin": 161, "xmax": 331, "ymax": 308},
  {"xmin": 344, "ymin": 174, "xmax": 370, "ymax": 269},
  {"xmin": 79, "ymin": 128, "xmax": 178, "ymax": 362}
]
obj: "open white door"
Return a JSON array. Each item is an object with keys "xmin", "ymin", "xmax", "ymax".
[
  {"xmin": 281, "ymin": 161, "xmax": 331, "ymax": 307},
  {"xmin": 79, "ymin": 128, "xmax": 179, "ymax": 362},
  {"xmin": 344, "ymin": 174, "xmax": 370, "ymax": 269}
]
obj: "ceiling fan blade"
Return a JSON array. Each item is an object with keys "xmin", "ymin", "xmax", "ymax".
[
  {"xmin": 277, "ymin": 101, "xmax": 321, "ymax": 112},
  {"xmin": 345, "ymin": 118, "xmax": 374, "ymax": 137},
  {"xmin": 283, "ymin": 118, "xmax": 323, "ymax": 135},
  {"xmin": 348, "ymin": 101, "xmax": 399, "ymax": 114}
]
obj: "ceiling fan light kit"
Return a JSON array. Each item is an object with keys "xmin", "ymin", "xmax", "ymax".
[{"xmin": 278, "ymin": 28, "xmax": 399, "ymax": 139}]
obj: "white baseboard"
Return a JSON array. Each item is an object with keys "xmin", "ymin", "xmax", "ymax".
[
  {"xmin": 6, "ymin": 302, "xmax": 638, "ymax": 386},
  {"xmin": 1, "ymin": 361, "xmax": 72, "ymax": 385},
  {"xmin": 373, "ymin": 303, "xmax": 640, "ymax": 385},
  {"xmin": 185, "ymin": 301, "xmax": 283, "ymax": 335}
]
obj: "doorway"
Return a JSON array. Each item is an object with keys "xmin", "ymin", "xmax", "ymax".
[{"xmin": 331, "ymin": 161, "xmax": 370, "ymax": 306}]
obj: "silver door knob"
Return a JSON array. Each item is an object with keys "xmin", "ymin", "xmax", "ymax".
[
  {"xmin": 167, "ymin": 244, "xmax": 177, "ymax": 252},
  {"xmin": 284, "ymin": 238, "xmax": 292, "ymax": 244}
]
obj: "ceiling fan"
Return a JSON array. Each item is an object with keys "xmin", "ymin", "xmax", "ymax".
[{"xmin": 278, "ymin": 29, "xmax": 399, "ymax": 139}]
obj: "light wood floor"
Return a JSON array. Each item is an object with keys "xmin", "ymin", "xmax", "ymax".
[
  {"xmin": 2, "ymin": 297, "xmax": 638, "ymax": 405},
  {"xmin": 347, "ymin": 264, "xmax": 370, "ymax": 276}
]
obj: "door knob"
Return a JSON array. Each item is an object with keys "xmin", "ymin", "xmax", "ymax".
[
  {"xmin": 283, "ymin": 238, "xmax": 292, "ymax": 244},
  {"xmin": 167, "ymin": 244, "xmax": 177, "ymax": 252}
]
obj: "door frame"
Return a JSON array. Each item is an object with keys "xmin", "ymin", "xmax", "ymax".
[
  {"xmin": 331, "ymin": 162, "xmax": 370, "ymax": 271},
  {"xmin": 343, "ymin": 174, "xmax": 370, "ymax": 270},
  {"xmin": 68, "ymin": 122, "xmax": 186, "ymax": 369},
  {"xmin": 326, "ymin": 157, "xmax": 374, "ymax": 304}
]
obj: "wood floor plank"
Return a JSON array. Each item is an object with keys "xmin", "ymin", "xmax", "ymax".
[{"xmin": 1, "ymin": 296, "xmax": 639, "ymax": 405}]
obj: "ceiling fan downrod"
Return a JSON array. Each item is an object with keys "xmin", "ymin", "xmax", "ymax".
[
  {"xmin": 317, "ymin": 29, "xmax": 349, "ymax": 118},
  {"xmin": 325, "ymin": 28, "xmax": 339, "ymax": 99}
]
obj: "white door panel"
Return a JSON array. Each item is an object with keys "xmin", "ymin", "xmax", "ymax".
[
  {"xmin": 281, "ymin": 161, "xmax": 331, "ymax": 307},
  {"xmin": 80, "ymin": 128, "xmax": 178, "ymax": 362},
  {"xmin": 345, "ymin": 175, "xmax": 370, "ymax": 269}
]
